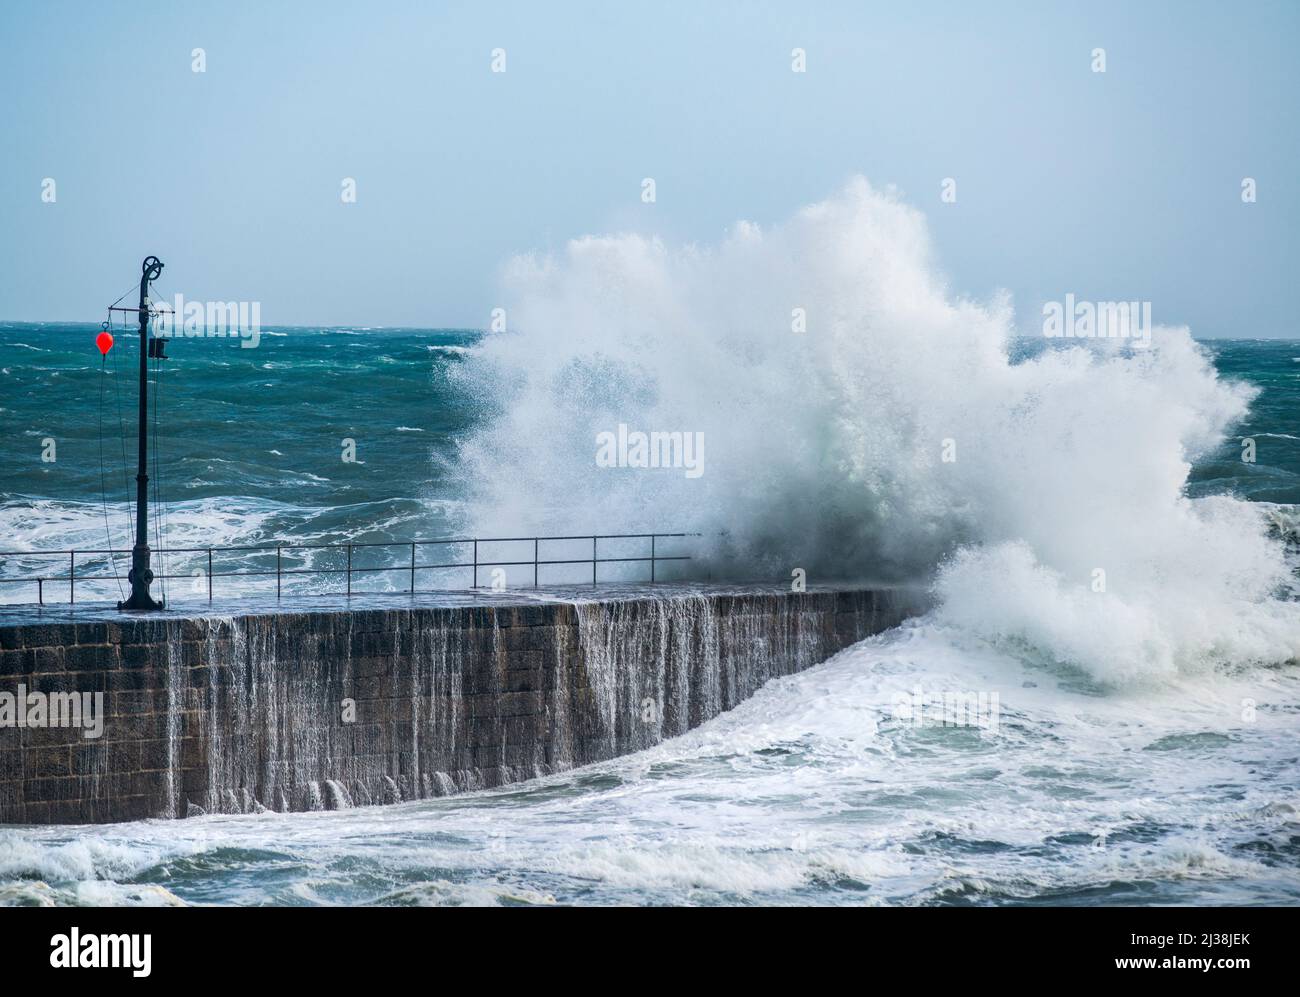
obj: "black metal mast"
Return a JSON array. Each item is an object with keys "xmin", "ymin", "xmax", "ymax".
[{"xmin": 118, "ymin": 255, "xmax": 165, "ymax": 611}]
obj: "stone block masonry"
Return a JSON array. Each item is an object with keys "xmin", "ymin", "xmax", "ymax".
[{"xmin": 0, "ymin": 585, "xmax": 924, "ymax": 824}]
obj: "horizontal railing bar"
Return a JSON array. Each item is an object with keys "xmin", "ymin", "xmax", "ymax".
[
  {"xmin": 0, "ymin": 532, "xmax": 702, "ymax": 559},
  {"xmin": 0, "ymin": 531, "xmax": 700, "ymax": 605},
  {"xmin": 0, "ymin": 556, "xmax": 694, "ymax": 585}
]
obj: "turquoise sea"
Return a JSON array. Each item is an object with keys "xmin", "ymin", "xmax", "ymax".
[{"xmin": 1, "ymin": 323, "xmax": 1298, "ymax": 906}]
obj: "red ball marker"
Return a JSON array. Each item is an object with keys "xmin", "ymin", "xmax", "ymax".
[{"xmin": 96, "ymin": 330, "xmax": 114, "ymax": 355}]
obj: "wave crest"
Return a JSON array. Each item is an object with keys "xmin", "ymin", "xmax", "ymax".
[{"xmin": 456, "ymin": 178, "xmax": 1300, "ymax": 680}]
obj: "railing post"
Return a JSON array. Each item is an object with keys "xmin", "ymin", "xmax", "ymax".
[
  {"xmin": 276, "ymin": 546, "xmax": 281, "ymax": 599},
  {"xmin": 69, "ymin": 551, "xmax": 75, "ymax": 605},
  {"xmin": 651, "ymin": 534, "xmax": 656, "ymax": 583},
  {"xmin": 37, "ymin": 578, "xmax": 44, "ymax": 605},
  {"xmin": 208, "ymin": 548, "xmax": 213, "ymax": 601},
  {"xmin": 410, "ymin": 542, "xmax": 416, "ymax": 593},
  {"xmin": 533, "ymin": 537, "xmax": 539, "ymax": 588},
  {"xmin": 592, "ymin": 536, "xmax": 597, "ymax": 586},
  {"xmin": 472, "ymin": 539, "xmax": 478, "ymax": 588},
  {"xmin": 346, "ymin": 543, "xmax": 352, "ymax": 596}
]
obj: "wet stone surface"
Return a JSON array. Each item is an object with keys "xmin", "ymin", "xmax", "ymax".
[{"xmin": 0, "ymin": 583, "xmax": 926, "ymax": 824}]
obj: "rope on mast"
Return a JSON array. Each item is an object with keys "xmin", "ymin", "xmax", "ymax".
[
  {"xmin": 149, "ymin": 306, "xmax": 169, "ymax": 605},
  {"xmin": 97, "ymin": 320, "xmax": 126, "ymax": 602},
  {"xmin": 110, "ymin": 306, "xmax": 133, "ymax": 525}
]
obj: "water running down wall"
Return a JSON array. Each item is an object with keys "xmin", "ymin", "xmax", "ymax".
[{"xmin": 0, "ymin": 585, "xmax": 923, "ymax": 824}]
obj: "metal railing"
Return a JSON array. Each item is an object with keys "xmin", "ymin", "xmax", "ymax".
[{"xmin": 0, "ymin": 532, "xmax": 699, "ymax": 606}]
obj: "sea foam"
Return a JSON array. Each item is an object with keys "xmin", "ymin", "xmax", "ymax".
[{"xmin": 455, "ymin": 178, "xmax": 1300, "ymax": 682}]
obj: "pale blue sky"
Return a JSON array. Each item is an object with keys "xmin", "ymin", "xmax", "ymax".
[{"xmin": 1, "ymin": 0, "xmax": 1296, "ymax": 336}]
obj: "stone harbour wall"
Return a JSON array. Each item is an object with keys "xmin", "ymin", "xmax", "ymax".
[{"xmin": 0, "ymin": 587, "xmax": 921, "ymax": 825}]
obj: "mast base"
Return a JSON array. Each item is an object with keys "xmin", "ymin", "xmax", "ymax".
[
  {"xmin": 118, "ymin": 564, "xmax": 165, "ymax": 611},
  {"xmin": 116, "ymin": 593, "xmax": 165, "ymax": 611}
]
